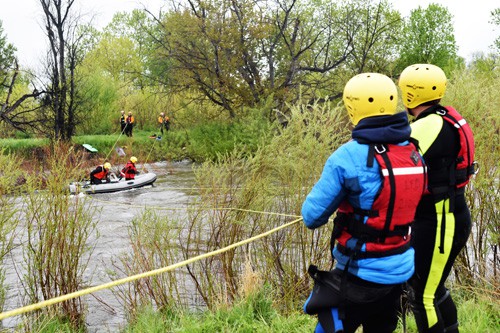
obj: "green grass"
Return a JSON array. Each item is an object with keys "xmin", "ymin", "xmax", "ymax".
[
  {"xmin": 0, "ymin": 117, "xmax": 270, "ymax": 163},
  {"xmin": 26, "ymin": 317, "xmax": 81, "ymax": 333},
  {"xmin": 0, "ymin": 137, "xmax": 49, "ymax": 154},
  {"xmin": 18, "ymin": 285, "xmax": 498, "ymax": 332},
  {"xmin": 124, "ymin": 286, "xmax": 316, "ymax": 333},
  {"xmin": 121, "ymin": 284, "xmax": 499, "ymax": 333}
]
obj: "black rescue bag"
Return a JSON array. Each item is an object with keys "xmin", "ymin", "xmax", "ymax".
[{"xmin": 304, "ymin": 265, "xmax": 398, "ymax": 315}]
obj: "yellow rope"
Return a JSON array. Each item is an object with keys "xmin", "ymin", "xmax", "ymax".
[
  {"xmin": 140, "ymin": 138, "xmax": 158, "ymax": 173},
  {"xmin": 105, "ymin": 126, "xmax": 126, "ymax": 162},
  {"xmin": 0, "ymin": 218, "xmax": 302, "ymax": 321}
]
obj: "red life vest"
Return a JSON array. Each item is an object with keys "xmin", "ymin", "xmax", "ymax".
[
  {"xmin": 334, "ymin": 142, "xmax": 426, "ymax": 258},
  {"xmin": 439, "ymin": 106, "xmax": 476, "ymax": 189},
  {"xmin": 93, "ymin": 166, "xmax": 108, "ymax": 180},
  {"xmin": 121, "ymin": 161, "xmax": 137, "ymax": 179}
]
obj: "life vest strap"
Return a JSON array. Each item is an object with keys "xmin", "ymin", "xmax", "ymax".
[
  {"xmin": 334, "ymin": 213, "xmax": 411, "ymax": 241},
  {"xmin": 429, "ymin": 185, "xmax": 465, "ymax": 197},
  {"xmin": 352, "ymin": 207, "xmax": 379, "ymax": 217},
  {"xmin": 337, "ymin": 242, "xmax": 411, "ymax": 259}
]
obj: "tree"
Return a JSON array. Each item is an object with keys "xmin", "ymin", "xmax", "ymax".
[
  {"xmin": 153, "ymin": 0, "xmax": 401, "ymax": 120},
  {"xmin": 396, "ymin": 3, "xmax": 458, "ymax": 73},
  {"xmin": 0, "ymin": 20, "xmax": 45, "ymax": 135},
  {"xmin": 0, "ymin": 21, "xmax": 16, "ymax": 90},
  {"xmin": 82, "ymin": 10, "xmax": 161, "ymax": 88},
  {"xmin": 75, "ymin": 10, "xmax": 168, "ymax": 134},
  {"xmin": 104, "ymin": 10, "xmax": 161, "ymax": 88},
  {"xmin": 490, "ymin": 8, "xmax": 500, "ymax": 54},
  {"xmin": 39, "ymin": 0, "xmax": 86, "ymax": 141},
  {"xmin": 344, "ymin": 0, "xmax": 402, "ymax": 74}
]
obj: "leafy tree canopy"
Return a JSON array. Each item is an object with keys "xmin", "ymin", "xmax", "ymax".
[
  {"xmin": 490, "ymin": 8, "xmax": 500, "ymax": 54},
  {"xmin": 0, "ymin": 20, "xmax": 16, "ymax": 93},
  {"xmin": 153, "ymin": 0, "xmax": 402, "ymax": 120},
  {"xmin": 397, "ymin": 3, "xmax": 459, "ymax": 74}
]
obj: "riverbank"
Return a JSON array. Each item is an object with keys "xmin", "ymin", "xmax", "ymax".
[{"xmin": 1, "ymin": 117, "xmax": 271, "ymax": 167}]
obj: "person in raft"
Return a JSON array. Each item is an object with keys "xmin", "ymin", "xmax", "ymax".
[
  {"xmin": 90, "ymin": 162, "xmax": 112, "ymax": 185},
  {"xmin": 120, "ymin": 156, "xmax": 138, "ymax": 180}
]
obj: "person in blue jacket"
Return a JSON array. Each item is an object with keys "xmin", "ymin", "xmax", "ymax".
[{"xmin": 302, "ymin": 73, "xmax": 427, "ymax": 333}]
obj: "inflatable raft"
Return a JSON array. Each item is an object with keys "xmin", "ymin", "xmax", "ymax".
[{"xmin": 69, "ymin": 172, "xmax": 157, "ymax": 194}]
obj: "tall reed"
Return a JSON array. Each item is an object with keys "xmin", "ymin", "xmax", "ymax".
[
  {"xmin": 0, "ymin": 150, "xmax": 25, "ymax": 314},
  {"xmin": 114, "ymin": 101, "xmax": 349, "ymax": 316},
  {"xmin": 113, "ymin": 209, "xmax": 184, "ymax": 318},
  {"xmin": 20, "ymin": 143, "xmax": 99, "ymax": 329},
  {"xmin": 445, "ymin": 65, "xmax": 500, "ymax": 285},
  {"xmin": 177, "ymin": 101, "xmax": 350, "ymax": 312}
]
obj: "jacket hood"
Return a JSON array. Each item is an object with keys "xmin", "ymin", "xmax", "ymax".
[{"xmin": 352, "ymin": 111, "xmax": 411, "ymax": 144}]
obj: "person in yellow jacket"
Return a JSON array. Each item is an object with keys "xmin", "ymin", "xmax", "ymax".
[
  {"xmin": 158, "ymin": 112, "xmax": 170, "ymax": 135},
  {"xmin": 125, "ymin": 111, "xmax": 135, "ymax": 137},
  {"xmin": 399, "ymin": 64, "xmax": 476, "ymax": 333}
]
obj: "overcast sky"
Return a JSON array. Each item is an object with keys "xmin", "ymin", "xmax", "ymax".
[{"xmin": 0, "ymin": 0, "xmax": 498, "ymax": 69}]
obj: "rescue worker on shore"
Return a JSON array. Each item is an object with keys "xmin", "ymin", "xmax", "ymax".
[
  {"xmin": 399, "ymin": 64, "xmax": 475, "ymax": 333},
  {"xmin": 302, "ymin": 73, "xmax": 427, "ymax": 333},
  {"xmin": 119, "ymin": 110, "xmax": 126, "ymax": 134},
  {"xmin": 158, "ymin": 112, "xmax": 170, "ymax": 135},
  {"xmin": 125, "ymin": 111, "xmax": 135, "ymax": 137},
  {"xmin": 120, "ymin": 156, "xmax": 138, "ymax": 180},
  {"xmin": 90, "ymin": 162, "xmax": 112, "ymax": 185}
]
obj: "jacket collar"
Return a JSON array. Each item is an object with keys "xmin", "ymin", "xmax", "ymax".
[
  {"xmin": 415, "ymin": 104, "xmax": 444, "ymax": 120},
  {"xmin": 352, "ymin": 112, "xmax": 411, "ymax": 144}
]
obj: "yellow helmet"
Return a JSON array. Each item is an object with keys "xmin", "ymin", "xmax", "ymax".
[
  {"xmin": 342, "ymin": 73, "xmax": 398, "ymax": 125},
  {"xmin": 398, "ymin": 64, "xmax": 447, "ymax": 109},
  {"xmin": 130, "ymin": 156, "xmax": 137, "ymax": 164},
  {"xmin": 103, "ymin": 162, "xmax": 111, "ymax": 170}
]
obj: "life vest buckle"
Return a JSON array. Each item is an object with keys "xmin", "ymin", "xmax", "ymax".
[
  {"xmin": 436, "ymin": 109, "xmax": 447, "ymax": 116},
  {"xmin": 471, "ymin": 161, "xmax": 479, "ymax": 175},
  {"xmin": 374, "ymin": 144, "xmax": 386, "ymax": 154}
]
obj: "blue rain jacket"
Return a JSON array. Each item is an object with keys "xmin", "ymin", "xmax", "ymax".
[{"xmin": 301, "ymin": 112, "xmax": 415, "ymax": 284}]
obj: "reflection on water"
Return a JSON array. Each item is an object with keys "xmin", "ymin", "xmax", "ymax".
[{"xmin": 2, "ymin": 161, "xmax": 197, "ymax": 332}]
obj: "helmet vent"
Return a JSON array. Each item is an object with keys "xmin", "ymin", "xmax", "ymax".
[
  {"xmin": 390, "ymin": 95, "xmax": 394, "ymax": 101},
  {"xmin": 432, "ymin": 86, "xmax": 437, "ymax": 90},
  {"xmin": 368, "ymin": 97, "xmax": 374, "ymax": 103}
]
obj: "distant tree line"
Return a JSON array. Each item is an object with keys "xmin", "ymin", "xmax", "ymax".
[{"xmin": 0, "ymin": 0, "xmax": 498, "ymax": 140}]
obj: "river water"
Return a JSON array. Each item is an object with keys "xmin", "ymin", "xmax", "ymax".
[{"xmin": 2, "ymin": 161, "xmax": 198, "ymax": 332}]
